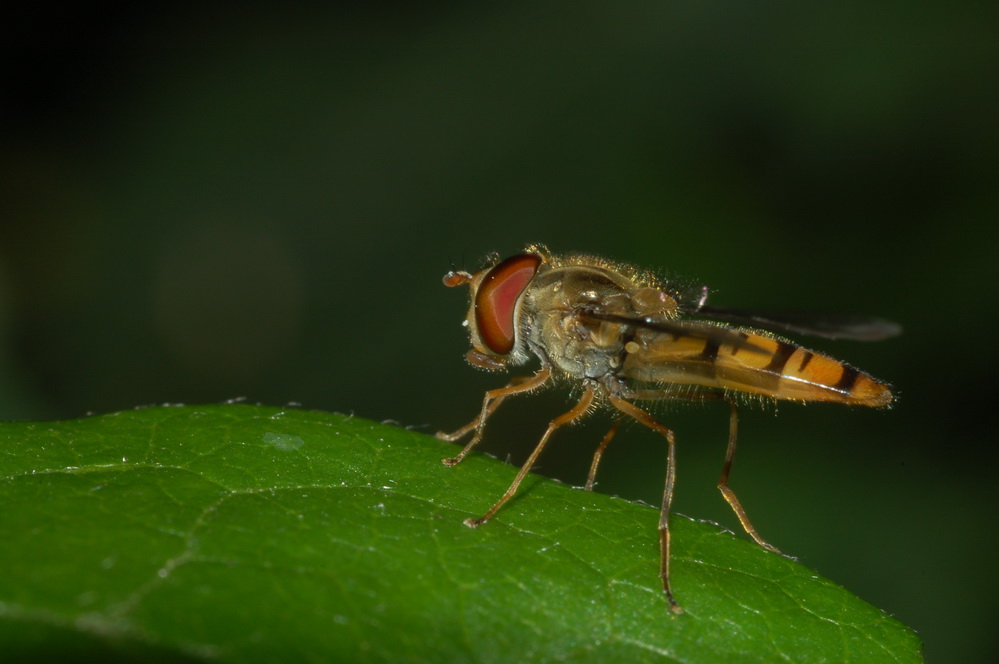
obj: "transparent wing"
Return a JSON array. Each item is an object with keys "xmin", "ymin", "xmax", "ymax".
[
  {"xmin": 692, "ymin": 305, "xmax": 902, "ymax": 341},
  {"xmin": 579, "ymin": 311, "xmax": 769, "ymax": 354}
]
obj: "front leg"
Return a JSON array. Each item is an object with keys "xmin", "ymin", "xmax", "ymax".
[
  {"xmin": 464, "ymin": 385, "xmax": 596, "ymax": 527},
  {"xmin": 437, "ymin": 365, "xmax": 552, "ymax": 467}
]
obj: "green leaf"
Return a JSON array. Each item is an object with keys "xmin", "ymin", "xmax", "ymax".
[{"xmin": 0, "ymin": 405, "xmax": 922, "ymax": 663}]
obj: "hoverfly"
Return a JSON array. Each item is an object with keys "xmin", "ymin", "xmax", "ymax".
[{"xmin": 438, "ymin": 243, "xmax": 898, "ymax": 613}]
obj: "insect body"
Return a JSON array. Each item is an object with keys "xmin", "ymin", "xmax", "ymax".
[{"xmin": 438, "ymin": 244, "xmax": 898, "ymax": 613}]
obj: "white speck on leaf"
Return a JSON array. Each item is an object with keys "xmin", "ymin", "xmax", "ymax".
[{"xmin": 262, "ymin": 432, "xmax": 305, "ymax": 451}]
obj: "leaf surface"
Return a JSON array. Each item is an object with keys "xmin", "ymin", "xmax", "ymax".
[{"xmin": 0, "ymin": 405, "xmax": 922, "ymax": 663}]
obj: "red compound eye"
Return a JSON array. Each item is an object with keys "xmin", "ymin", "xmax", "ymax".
[{"xmin": 474, "ymin": 253, "xmax": 541, "ymax": 355}]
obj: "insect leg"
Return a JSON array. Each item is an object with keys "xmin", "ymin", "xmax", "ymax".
[
  {"xmin": 608, "ymin": 396, "xmax": 683, "ymax": 614},
  {"xmin": 436, "ymin": 375, "xmax": 536, "ymax": 442},
  {"xmin": 584, "ymin": 418, "xmax": 622, "ymax": 491},
  {"xmin": 438, "ymin": 365, "xmax": 552, "ymax": 467},
  {"xmin": 464, "ymin": 385, "xmax": 596, "ymax": 528},
  {"xmin": 716, "ymin": 400, "xmax": 783, "ymax": 555},
  {"xmin": 632, "ymin": 389, "xmax": 786, "ymax": 557}
]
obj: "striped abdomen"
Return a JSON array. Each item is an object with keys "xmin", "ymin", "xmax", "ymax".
[{"xmin": 621, "ymin": 327, "xmax": 892, "ymax": 407}]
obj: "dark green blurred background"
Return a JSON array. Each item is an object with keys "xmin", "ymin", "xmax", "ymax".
[{"xmin": 3, "ymin": 2, "xmax": 997, "ymax": 661}]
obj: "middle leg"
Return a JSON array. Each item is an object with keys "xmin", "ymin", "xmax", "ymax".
[{"xmin": 608, "ymin": 395, "xmax": 683, "ymax": 614}]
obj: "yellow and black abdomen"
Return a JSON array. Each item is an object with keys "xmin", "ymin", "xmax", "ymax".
[{"xmin": 622, "ymin": 327, "xmax": 893, "ymax": 407}]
